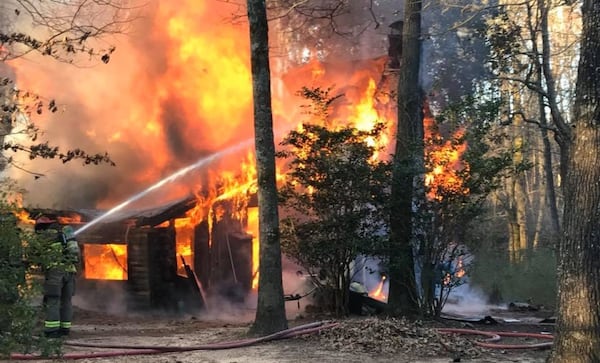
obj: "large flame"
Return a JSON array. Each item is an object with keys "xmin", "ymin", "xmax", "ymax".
[
  {"xmin": 7, "ymin": 0, "xmax": 256, "ymax": 209},
  {"xmin": 6, "ymin": 0, "xmax": 467, "ymax": 290}
]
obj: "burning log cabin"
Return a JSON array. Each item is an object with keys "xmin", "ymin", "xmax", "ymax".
[{"xmin": 29, "ymin": 195, "xmax": 257, "ymax": 313}]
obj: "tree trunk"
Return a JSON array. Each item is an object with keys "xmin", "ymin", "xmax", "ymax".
[
  {"xmin": 387, "ymin": 0, "xmax": 422, "ymax": 316},
  {"xmin": 512, "ymin": 89, "xmax": 529, "ymax": 260},
  {"xmin": 508, "ymin": 176, "xmax": 529, "ymax": 261},
  {"xmin": 538, "ymin": 92, "xmax": 561, "ymax": 240},
  {"xmin": 515, "ymin": 176, "xmax": 529, "ymax": 253},
  {"xmin": 531, "ymin": 163, "xmax": 545, "ymax": 249},
  {"xmin": 548, "ymin": 1, "xmax": 600, "ymax": 361},
  {"xmin": 536, "ymin": 0, "xmax": 561, "ymax": 240},
  {"xmin": 246, "ymin": 0, "xmax": 288, "ymax": 335}
]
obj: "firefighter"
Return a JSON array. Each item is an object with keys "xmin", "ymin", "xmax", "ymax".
[{"xmin": 35, "ymin": 217, "xmax": 80, "ymax": 338}]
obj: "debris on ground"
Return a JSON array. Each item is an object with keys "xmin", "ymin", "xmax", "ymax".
[
  {"xmin": 304, "ymin": 317, "xmax": 484, "ymax": 359},
  {"xmin": 508, "ymin": 301, "xmax": 541, "ymax": 312}
]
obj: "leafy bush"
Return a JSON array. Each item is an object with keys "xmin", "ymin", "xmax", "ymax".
[
  {"xmin": 277, "ymin": 89, "xmax": 390, "ymax": 315},
  {"xmin": 0, "ymin": 195, "xmax": 63, "ymax": 358}
]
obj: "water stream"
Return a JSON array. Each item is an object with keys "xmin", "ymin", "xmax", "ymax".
[{"xmin": 74, "ymin": 139, "xmax": 253, "ymax": 236}]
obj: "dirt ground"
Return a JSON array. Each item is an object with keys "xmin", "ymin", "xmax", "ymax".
[{"xmin": 7, "ymin": 302, "xmax": 555, "ymax": 363}]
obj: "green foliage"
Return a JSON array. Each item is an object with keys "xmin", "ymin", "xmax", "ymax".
[
  {"xmin": 296, "ymin": 86, "xmax": 343, "ymax": 121},
  {"xmin": 277, "ymin": 89, "xmax": 390, "ymax": 315},
  {"xmin": 482, "ymin": 10, "xmax": 524, "ymax": 75},
  {"xmin": 416, "ymin": 94, "xmax": 514, "ymax": 316},
  {"xmin": 437, "ymin": 95, "xmax": 513, "ymax": 202},
  {"xmin": 0, "ymin": 221, "xmax": 65, "ymax": 358},
  {"xmin": 464, "ymin": 178, "xmax": 557, "ymax": 310},
  {"xmin": 421, "ymin": 96, "xmax": 507, "ymax": 248},
  {"xmin": 0, "ymin": 185, "xmax": 64, "ymax": 358}
]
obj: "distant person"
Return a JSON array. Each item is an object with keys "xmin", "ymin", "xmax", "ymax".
[{"xmin": 35, "ymin": 217, "xmax": 80, "ymax": 338}]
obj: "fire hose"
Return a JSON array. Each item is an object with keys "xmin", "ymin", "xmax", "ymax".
[
  {"xmin": 437, "ymin": 328, "xmax": 554, "ymax": 349},
  {"xmin": 9, "ymin": 323, "xmax": 553, "ymax": 360},
  {"xmin": 9, "ymin": 321, "xmax": 338, "ymax": 360}
]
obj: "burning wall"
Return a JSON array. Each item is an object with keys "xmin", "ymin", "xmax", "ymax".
[{"xmin": 64, "ymin": 195, "xmax": 255, "ymax": 312}]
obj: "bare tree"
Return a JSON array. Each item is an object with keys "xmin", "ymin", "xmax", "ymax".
[
  {"xmin": 1, "ymin": 0, "xmax": 139, "ymax": 62},
  {"xmin": 484, "ymin": 0, "xmax": 580, "ymax": 252},
  {"xmin": 0, "ymin": 0, "xmax": 138, "ymax": 173},
  {"xmin": 246, "ymin": 0, "xmax": 288, "ymax": 335}
]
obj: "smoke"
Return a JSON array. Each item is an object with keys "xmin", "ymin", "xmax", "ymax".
[
  {"xmin": 5, "ymin": 0, "xmax": 255, "ymax": 210},
  {"xmin": 442, "ymin": 283, "xmax": 504, "ymax": 316},
  {"xmin": 73, "ymin": 282, "xmax": 129, "ymax": 315},
  {"xmin": 2, "ymin": 0, "xmax": 496, "ymax": 211},
  {"xmin": 234, "ymin": 257, "xmax": 313, "ymax": 321},
  {"xmin": 420, "ymin": 0, "xmax": 494, "ymax": 109}
]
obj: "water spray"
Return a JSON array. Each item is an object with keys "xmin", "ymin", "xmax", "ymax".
[{"xmin": 74, "ymin": 139, "xmax": 253, "ymax": 236}]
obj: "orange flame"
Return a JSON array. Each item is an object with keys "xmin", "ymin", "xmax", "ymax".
[
  {"xmin": 174, "ymin": 217, "xmax": 194, "ymax": 276},
  {"xmin": 247, "ymin": 206, "xmax": 259, "ymax": 289},
  {"xmin": 455, "ymin": 256, "xmax": 466, "ymax": 278},
  {"xmin": 369, "ymin": 275, "xmax": 387, "ymax": 301},
  {"xmin": 57, "ymin": 214, "xmax": 83, "ymax": 225},
  {"xmin": 13, "ymin": 209, "xmax": 35, "ymax": 225},
  {"xmin": 308, "ymin": 58, "xmax": 326, "ymax": 80},
  {"xmin": 442, "ymin": 256, "xmax": 466, "ymax": 286},
  {"xmin": 8, "ymin": 1, "xmax": 405, "ymax": 290},
  {"xmin": 423, "ymin": 103, "xmax": 470, "ymax": 201},
  {"xmin": 83, "ymin": 244, "xmax": 127, "ymax": 280}
]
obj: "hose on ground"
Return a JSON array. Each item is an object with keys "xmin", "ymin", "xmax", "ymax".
[
  {"xmin": 9, "ymin": 323, "xmax": 554, "ymax": 360},
  {"xmin": 9, "ymin": 321, "xmax": 339, "ymax": 360},
  {"xmin": 438, "ymin": 328, "xmax": 554, "ymax": 349}
]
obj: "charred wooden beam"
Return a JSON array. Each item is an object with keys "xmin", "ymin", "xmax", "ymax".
[
  {"xmin": 75, "ymin": 222, "xmax": 132, "ymax": 244},
  {"xmin": 135, "ymin": 197, "xmax": 198, "ymax": 227}
]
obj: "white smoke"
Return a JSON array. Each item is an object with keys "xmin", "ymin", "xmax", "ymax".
[{"xmin": 442, "ymin": 283, "xmax": 504, "ymax": 316}]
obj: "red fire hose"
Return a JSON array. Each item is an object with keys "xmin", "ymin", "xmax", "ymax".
[
  {"xmin": 438, "ymin": 328, "xmax": 554, "ymax": 349},
  {"xmin": 9, "ymin": 323, "xmax": 553, "ymax": 360},
  {"xmin": 9, "ymin": 321, "xmax": 339, "ymax": 360}
]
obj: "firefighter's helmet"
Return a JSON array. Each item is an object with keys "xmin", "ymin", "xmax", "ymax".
[{"xmin": 63, "ymin": 226, "xmax": 76, "ymax": 240}]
